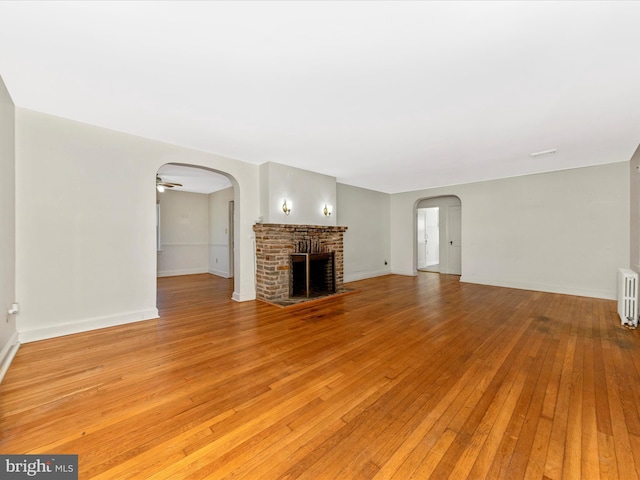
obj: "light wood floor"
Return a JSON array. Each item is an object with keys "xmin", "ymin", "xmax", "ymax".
[{"xmin": 2, "ymin": 273, "xmax": 640, "ymax": 479}]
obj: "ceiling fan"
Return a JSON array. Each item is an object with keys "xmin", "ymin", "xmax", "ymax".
[{"xmin": 156, "ymin": 175, "xmax": 182, "ymax": 192}]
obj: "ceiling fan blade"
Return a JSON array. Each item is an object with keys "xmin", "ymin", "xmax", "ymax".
[{"xmin": 157, "ymin": 175, "xmax": 183, "ymax": 188}]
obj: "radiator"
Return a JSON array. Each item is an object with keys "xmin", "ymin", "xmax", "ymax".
[{"xmin": 618, "ymin": 268, "xmax": 638, "ymax": 328}]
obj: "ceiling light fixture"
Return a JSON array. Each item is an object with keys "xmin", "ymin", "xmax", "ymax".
[
  {"xmin": 530, "ymin": 148, "xmax": 557, "ymax": 158},
  {"xmin": 156, "ymin": 175, "xmax": 182, "ymax": 192}
]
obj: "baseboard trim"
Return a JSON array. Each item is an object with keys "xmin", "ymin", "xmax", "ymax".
[
  {"xmin": 19, "ymin": 308, "xmax": 160, "ymax": 343},
  {"xmin": 390, "ymin": 268, "xmax": 418, "ymax": 277},
  {"xmin": 0, "ymin": 332, "xmax": 20, "ymax": 383},
  {"xmin": 208, "ymin": 268, "xmax": 232, "ymax": 278},
  {"xmin": 157, "ymin": 268, "xmax": 209, "ymax": 277},
  {"xmin": 232, "ymin": 291, "xmax": 256, "ymax": 302},
  {"xmin": 344, "ymin": 269, "xmax": 392, "ymax": 283},
  {"xmin": 460, "ymin": 275, "xmax": 616, "ymax": 300}
]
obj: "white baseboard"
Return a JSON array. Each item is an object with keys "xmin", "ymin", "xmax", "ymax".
[
  {"xmin": 390, "ymin": 268, "xmax": 418, "ymax": 277},
  {"xmin": 460, "ymin": 275, "xmax": 616, "ymax": 300},
  {"xmin": 19, "ymin": 308, "xmax": 160, "ymax": 343},
  {"xmin": 344, "ymin": 268, "xmax": 392, "ymax": 283},
  {"xmin": 157, "ymin": 268, "xmax": 209, "ymax": 277},
  {"xmin": 232, "ymin": 291, "xmax": 256, "ymax": 302},
  {"xmin": 0, "ymin": 331, "xmax": 20, "ymax": 383},
  {"xmin": 208, "ymin": 268, "xmax": 232, "ymax": 278}
]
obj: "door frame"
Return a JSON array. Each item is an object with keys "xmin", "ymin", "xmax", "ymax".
[{"xmin": 414, "ymin": 195, "xmax": 462, "ymax": 275}]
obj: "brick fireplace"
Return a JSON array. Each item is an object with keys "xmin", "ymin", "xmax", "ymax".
[{"xmin": 253, "ymin": 223, "xmax": 348, "ymax": 304}]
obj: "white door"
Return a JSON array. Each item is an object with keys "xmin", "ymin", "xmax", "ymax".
[{"xmin": 447, "ymin": 205, "xmax": 462, "ymax": 275}]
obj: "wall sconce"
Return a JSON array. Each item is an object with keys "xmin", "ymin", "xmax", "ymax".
[
  {"xmin": 282, "ymin": 199, "xmax": 292, "ymax": 215},
  {"xmin": 323, "ymin": 204, "xmax": 333, "ymax": 218}
]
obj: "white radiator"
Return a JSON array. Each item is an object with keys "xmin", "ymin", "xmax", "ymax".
[{"xmin": 618, "ymin": 268, "xmax": 638, "ymax": 328}]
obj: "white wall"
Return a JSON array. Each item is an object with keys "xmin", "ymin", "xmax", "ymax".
[
  {"xmin": 391, "ymin": 162, "xmax": 630, "ymax": 299},
  {"xmin": 209, "ymin": 187, "xmax": 234, "ymax": 278},
  {"xmin": 157, "ymin": 190, "xmax": 210, "ymax": 277},
  {"xmin": 0, "ymin": 76, "xmax": 18, "ymax": 380},
  {"xmin": 15, "ymin": 109, "xmax": 259, "ymax": 342},
  {"xmin": 259, "ymin": 162, "xmax": 337, "ymax": 226},
  {"xmin": 629, "ymin": 146, "xmax": 640, "ymax": 272},
  {"xmin": 337, "ymin": 183, "xmax": 391, "ymax": 282},
  {"xmin": 157, "ymin": 187, "xmax": 235, "ymax": 279}
]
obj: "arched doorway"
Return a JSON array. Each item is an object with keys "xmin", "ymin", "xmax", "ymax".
[
  {"xmin": 155, "ymin": 163, "xmax": 237, "ymax": 292},
  {"xmin": 416, "ymin": 195, "xmax": 462, "ymax": 275}
]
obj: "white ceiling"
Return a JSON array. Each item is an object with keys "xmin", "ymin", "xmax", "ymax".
[{"xmin": 1, "ymin": 1, "xmax": 639, "ymax": 194}]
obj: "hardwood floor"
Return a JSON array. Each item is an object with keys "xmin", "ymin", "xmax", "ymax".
[{"xmin": 1, "ymin": 273, "xmax": 640, "ymax": 479}]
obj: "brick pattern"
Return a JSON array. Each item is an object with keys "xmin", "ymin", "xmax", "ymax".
[{"xmin": 253, "ymin": 224, "xmax": 348, "ymax": 302}]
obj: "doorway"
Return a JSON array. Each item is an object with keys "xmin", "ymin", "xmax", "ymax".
[
  {"xmin": 155, "ymin": 163, "xmax": 236, "ymax": 293},
  {"xmin": 417, "ymin": 207, "xmax": 440, "ymax": 272},
  {"xmin": 416, "ymin": 196, "xmax": 461, "ymax": 275}
]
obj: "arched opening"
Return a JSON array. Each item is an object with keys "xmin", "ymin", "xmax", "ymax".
[
  {"xmin": 415, "ymin": 195, "xmax": 462, "ymax": 275},
  {"xmin": 155, "ymin": 163, "xmax": 238, "ymax": 299}
]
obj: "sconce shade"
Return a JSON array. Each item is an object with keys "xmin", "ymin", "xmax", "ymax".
[
  {"xmin": 323, "ymin": 204, "xmax": 333, "ymax": 218},
  {"xmin": 282, "ymin": 199, "xmax": 291, "ymax": 215}
]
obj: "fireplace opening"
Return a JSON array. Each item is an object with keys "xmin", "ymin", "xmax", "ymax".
[{"xmin": 290, "ymin": 252, "xmax": 335, "ymax": 298}]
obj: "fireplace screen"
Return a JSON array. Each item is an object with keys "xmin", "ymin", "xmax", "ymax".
[{"xmin": 290, "ymin": 252, "xmax": 336, "ymax": 298}]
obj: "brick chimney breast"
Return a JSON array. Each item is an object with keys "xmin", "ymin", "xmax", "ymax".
[{"xmin": 253, "ymin": 223, "xmax": 347, "ymax": 302}]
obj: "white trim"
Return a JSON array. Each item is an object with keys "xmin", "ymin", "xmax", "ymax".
[
  {"xmin": 390, "ymin": 268, "xmax": 418, "ymax": 277},
  {"xmin": 232, "ymin": 290, "xmax": 256, "ymax": 302},
  {"xmin": 208, "ymin": 268, "xmax": 232, "ymax": 278},
  {"xmin": 157, "ymin": 268, "xmax": 209, "ymax": 277},
  {"xmin": 0, "ymin": 332, "xmax": 20, "ymax": 384},
  {"xmin": 18, "ymin": 308, "xmax": 159, "ymax": 343},
  {"xmin": 160, "ymin": 242, "xmax": 210, "ymax": 246},
  {"xmin": 460, "ymin": 275, "xmax": 616, "ymax": 300},
  {"xmin": 344, "ymin": 268, "xmax": 392, "ymax": 283}
]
